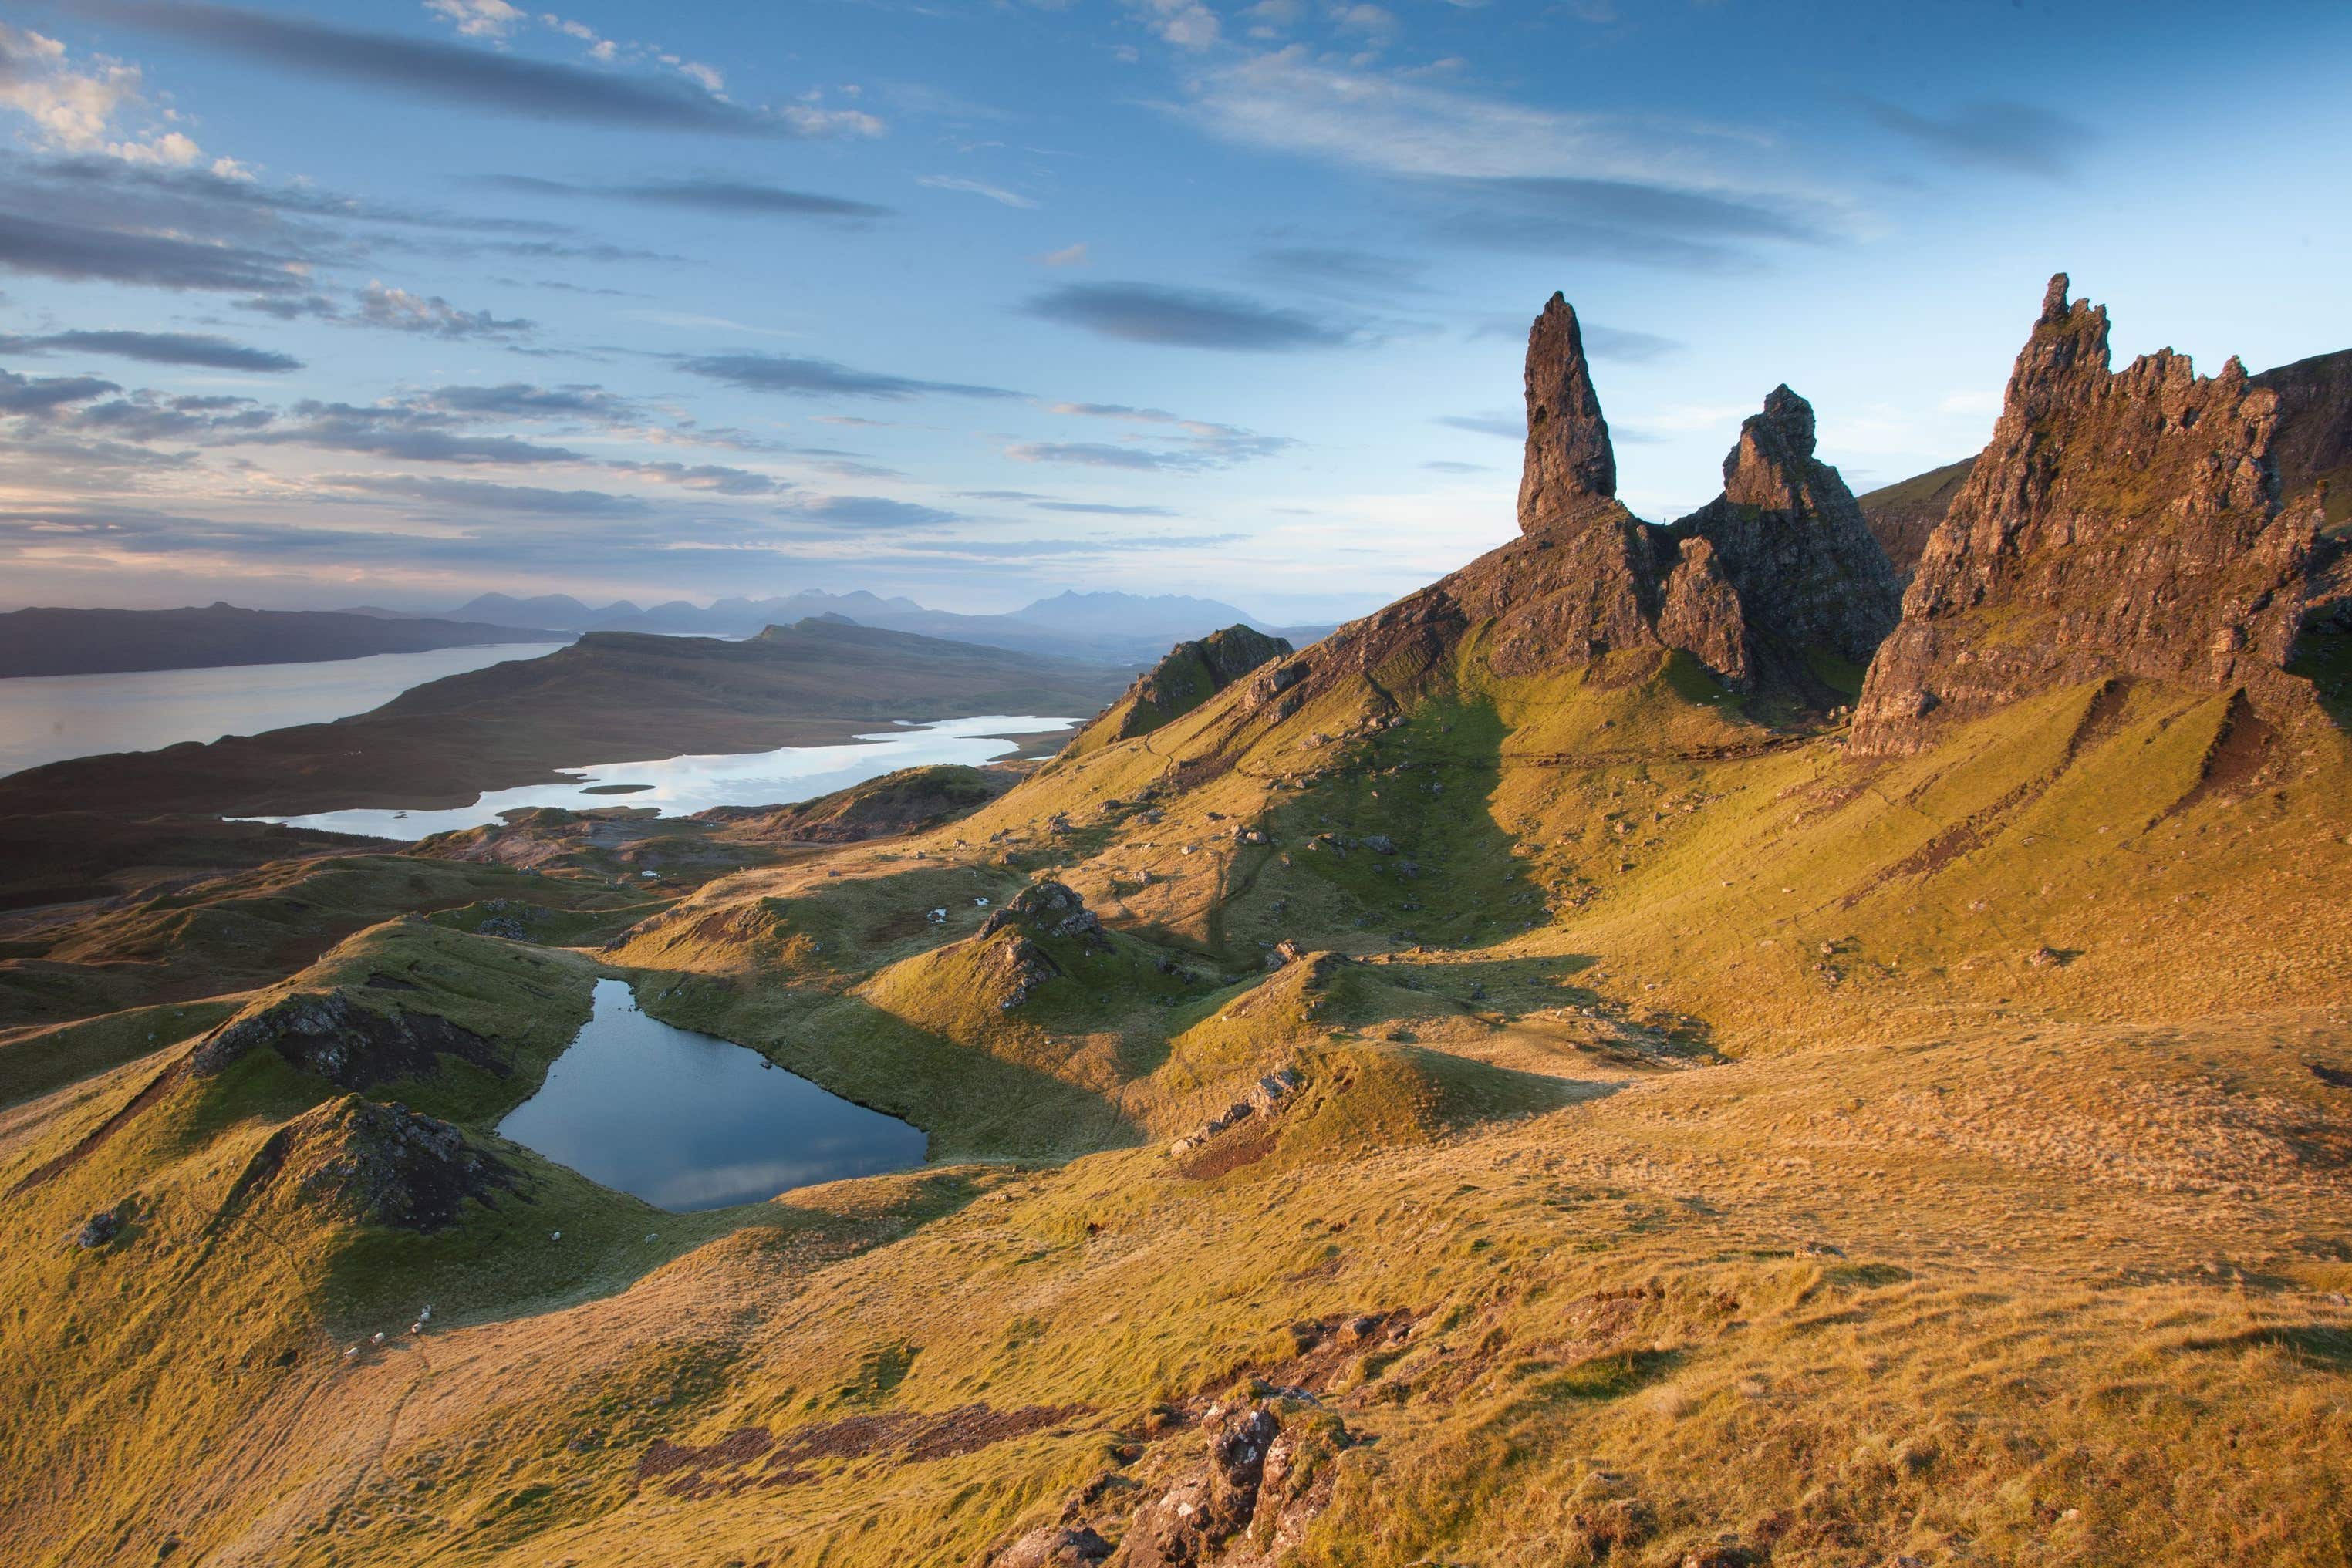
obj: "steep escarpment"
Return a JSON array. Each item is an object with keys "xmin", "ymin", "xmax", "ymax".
[
  {"xmin": 1852, "ymin": 275, "xmax": 2330, "ymax": 757},
  {"xmin": 2255, "ymin": 346, "xmax": 2352, "ymax": 530}
]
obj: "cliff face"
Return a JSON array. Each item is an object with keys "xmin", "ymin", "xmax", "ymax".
[
  {"xmin": 1851, "ymin": 275, "xmax": 2327, "ymax": 757},
  {"xmin": 2254, "ymin": 347, "xmax": 2352, "ymax": 530}
]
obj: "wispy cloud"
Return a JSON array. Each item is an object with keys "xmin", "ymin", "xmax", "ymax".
[
  {"xmin": 484, "ymin": 174, "xmax": 892, "ymax": 221},
  {"xmin": 0, "ymin": 328, "xmax": 301, "ymax": 371},
  {"xmin": 356, "ymin": 280, "xmax": 532, "ymax": 340},
  {"xmin": 1179, "ymin": 50, "xmax": 1845, "ymax": 269},
  {"xmin": 1858, "ymin": 98, "xmax": 2094, "ymax": 182},
  {"xmin": 73, "ymin": 0, "xmax": 868, "ymax": 137},
  {"xmin": 0, "ymin": 210, "xmax": 302, "ymax": 293},
  {"xmin": 677, "ymin": 351, "xmax": 1020, "ymax": 400},
  {"xmin": 1024, "ymin": 281, "xmax": 1357, "ymax": 350},
  {"xmin": 917, "ymin": 174, "xmax": 1038, "ymax": 209}
]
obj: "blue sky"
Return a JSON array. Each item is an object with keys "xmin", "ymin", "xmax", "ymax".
[{"xmin": 1, "ymin": 0, "xmax": 2347, "ymax": 621}]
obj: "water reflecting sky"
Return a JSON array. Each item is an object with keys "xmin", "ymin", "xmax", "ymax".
[{"xmin": 498, "ymin": 979, "xmax": 927, "ymax": 1211}]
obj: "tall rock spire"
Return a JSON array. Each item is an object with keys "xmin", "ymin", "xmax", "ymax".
[{"xmin": 1517, "ymin": 292, "xmax": 1618, "ymax": 532}]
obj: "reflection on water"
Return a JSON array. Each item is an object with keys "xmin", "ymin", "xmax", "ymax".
[
  {"xmin": 498, "ymin": 979, "xmax": 927, "ymax": 1211},
  {"xmin": 0, "ymin": 642, "xmax": 568, "ymax": 778},
  {"xmin": 245, "ymin": 713, "xmax": 1075, "ymax": 839}
]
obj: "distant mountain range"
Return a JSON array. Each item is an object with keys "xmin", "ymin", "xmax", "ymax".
[
  {"xmin": 366, "ymin": 588, "xmax": 1334, "ymax": 665},
  {"xmin": 0, "ymin": 603, "xmax": 555, "ymax": 679}
]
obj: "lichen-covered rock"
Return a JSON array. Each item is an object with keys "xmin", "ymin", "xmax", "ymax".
[
  {"xmin": 189, "ymin": 990, "xmax": 504, "ymax": 1090},
  {"xmin": 980, "ymin": 881, "xmax": 1109, "ymax": 949},
  {"xmin": 991, "ymin": 1525, "xmax": 1113, "ymax": 1568},
  {"xmin": 222, "ymin": 1095, "xmax": 519, "ymax": 1233},
  {"xmin": 1853, "ymin": 274, "xmax": 2327, "ymax": 756},
  {"xmin": 1674, "ymin": 384, "xmax": 1902, "ymax": 671},
  {"xmin": 1106, "ymin": 1404, "xmax": 1282, "ymax": 1565}
]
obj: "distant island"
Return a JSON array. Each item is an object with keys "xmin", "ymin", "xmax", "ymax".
[
  {"xmin": 0, "ymin": 617, "xmax": 1130, "ymax": 820},
  {"xmin": 0, "ymin": 602, "xmax": 556, "ymax": 679}
]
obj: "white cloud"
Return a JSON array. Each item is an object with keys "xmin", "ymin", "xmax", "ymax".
[
  {"xmin": 423, "ymin": 0, "xmax": 525, "ymax": 39},
  {"xmin": 0, "ymin": 23, "xmax": 218, "ymax": 167},
  {"xmin": 1182, "ymin": 46, "xmax": 1800, "ymax": 195},
  {"xmin": 1038, "ymin": 241, "xmax": 1090, "ymax": 267},
  {"xmin": 1128, "ymin": 0, "xmax": 1223, "ymax": 50}
]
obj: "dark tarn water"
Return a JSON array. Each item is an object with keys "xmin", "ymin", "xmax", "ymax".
[{"xmin": 497, "ymin": 980, "xmax": 926, "ymax": 1211}]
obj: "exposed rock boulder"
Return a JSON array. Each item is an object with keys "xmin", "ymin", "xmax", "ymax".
[
  {"xmin": 1655, "ymin": 536, "xmax": 1753, "ymax": 689},
  {"xmin": 980, "ymin": 881, "xmax": 1110, "ymax": 949},
  {"xmin": 1853, "ymin": 274, "xmax": 2327, "ymax": 757},
  {"xmin": 1674, "ymin": 384, "xmax": 1903, "ymax": 671},
  {"xmin": 992, "ymin": 1526, "xmax": 1114, "ymax": 1568},
  {"xmin": 1108, "ymin": 1404, "xmax": 1281, "ymax": 1565},
  {"xmin": 224, "ymin": 1095, "xmax": 519, "ymax": 1232},
  {"xmin": 1519, "ymin": 292, "xmax": 1619, "ymax": 530},
  {"xmin": 1168, "ymin": 1067, "xmax": 1301, "ymax": 1158},
  {"xmin": 189, "ymin": 990, "xmax": 504, "ymax": 1090}
]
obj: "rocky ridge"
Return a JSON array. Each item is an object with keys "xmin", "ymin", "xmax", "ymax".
[
  {"xmin": 1080, "ymin": 626, "xmax": 1296, "ymax": 751},
  {"xmin": 1852, "ymin": 275, "xmax": 2337, "ymax": 756},
  {"xmin": 1222, "ymin": 294, "xmax": 1902, "ymax": 720}
]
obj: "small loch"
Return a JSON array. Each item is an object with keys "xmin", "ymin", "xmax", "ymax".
[{"xmin": 498, "ymin": 980, "xmax": 926, "ymax": 1211}]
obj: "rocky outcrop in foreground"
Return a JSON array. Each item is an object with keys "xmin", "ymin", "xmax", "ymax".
[
  {"xmin": 224, "ymin": 1096, "xmax": 519, "ymax": 1232},
  {"xmin": 191, "ymin": 990, "xmax": 504, "ymax": 1089},
  {"xmin": 1852, "ymin": 275, "xmax": 2331, "ymax": 756}
]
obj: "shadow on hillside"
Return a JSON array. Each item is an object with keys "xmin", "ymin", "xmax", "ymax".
[
  {"xmin": 1274, "ymin": 696, "xmax": 1537, "ymax": 952},
  {"xmin": 2288, "ymin": 627, "xmax": 2352, "ymax": 732}
]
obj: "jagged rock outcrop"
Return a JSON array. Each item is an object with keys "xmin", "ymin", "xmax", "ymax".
[
  {"xmin": 980, "ymin": 881, "xmax": 1109, "ymax": 949},
  {"xmin": 1232, "ymin": 293, "xmax": 1901, "ymax": 713},
  {"xmin": 222, "ymin": 1095, "xmax": 519, "ymax": 1232},
  {"xmin": 1519, "ymin": 292, "xmax": 1619, "ymax": 530},
  {"xmin": 1655, "ymin": 536, "xmax": 1751, "ymax": 685},
  {"xmin": 1096, "ymin": 626, "xmax": 1295, "ymax": 747},
  {"xmin": 1674, "ymin": 384, "xmax": 1903, "ymax": 670},
  {"xmin": 1852, "ymin": 274, "xmax": 2328, "ymax": 757},
  {"xmin": 190, "ymin": 990, "xmax": 504, "ymax": 1089}
]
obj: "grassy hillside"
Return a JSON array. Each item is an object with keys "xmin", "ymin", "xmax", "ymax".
[{"xmin": 2, "ymin": 591, "xmax": 2350, "ymax": 1564}]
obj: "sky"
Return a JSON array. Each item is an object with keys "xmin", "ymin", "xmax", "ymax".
[{"xmin": 0, "ymin": 0, "xmax": 2347, "ymax": 623}]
